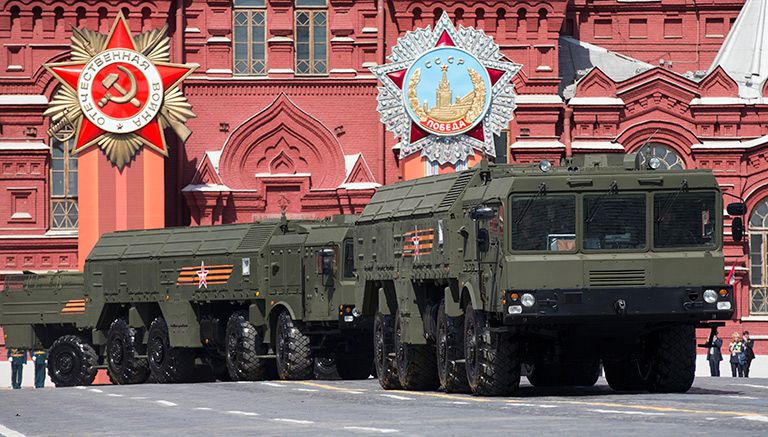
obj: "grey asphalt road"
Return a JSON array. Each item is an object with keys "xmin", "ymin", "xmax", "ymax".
[{"xmin": 1, "ymin": 377, "xmax": 767, "ymax": 436}]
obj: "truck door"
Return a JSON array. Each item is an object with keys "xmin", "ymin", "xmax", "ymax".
[{"xmin": 304, "ymin": 245, "xmax": 337, "ymax": 321}]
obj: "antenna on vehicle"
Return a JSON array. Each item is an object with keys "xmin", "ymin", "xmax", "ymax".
[{"xmin": 280, "ymin": 207, "xmax": 288, "ymax": 234}]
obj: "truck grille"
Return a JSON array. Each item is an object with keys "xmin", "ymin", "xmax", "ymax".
[{"xmin": 588, "ymin": 269, "xmax": 646, "ymax": 287}]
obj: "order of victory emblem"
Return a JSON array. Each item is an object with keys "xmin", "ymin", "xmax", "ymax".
[
  {"xmin": 371, "ymin": 13, "xmax": 521, "ymax": 165},
  {"xmin": 44, "ymin": 12, "xmax": 197, "ymax": 169}
]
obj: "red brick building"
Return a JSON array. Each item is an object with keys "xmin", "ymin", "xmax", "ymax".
[{"xmin": 2, "ymin": 0, "xmax": 768, "ymax": 354}]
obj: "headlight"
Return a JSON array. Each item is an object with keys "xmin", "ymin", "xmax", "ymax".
[
  {"xmin": 703, "ymin": 289, "xmax": 718, "ymax": 304},
  {"xmin": 507, "ymin": 305, "xmax": 523, "ymax": 315},
  {"xmin": 352, "ymin": 307, "xmax": 362, "ymax": 318},
  {"xmin": 520, "ymin": 293, "xmax": 536, "ymax": 308},
  {"xmin": 539, "ymin": 160, "xmax": 552, "ymax": 173},
  {"xmin": 717, "ymin": 302, "xmax": 732, "ymax": 310},
  {"xmin": 648, "ymin": 156, "xmax": 662, "ymax": 170}
]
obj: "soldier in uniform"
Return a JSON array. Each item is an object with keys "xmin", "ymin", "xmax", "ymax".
[
  {"xmin": 32, "ymin": 349, "xmax": 47, "ymax": 388},
  {"xmin": 7, "ymin": 348, "xmax": 28, "ymax": 389}
]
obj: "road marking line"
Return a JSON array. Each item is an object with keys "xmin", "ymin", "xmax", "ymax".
[
  {"xmin": 75, "ymin": 386, "xmax": 86, "ymax": 390},
  {"xmin": 272, "ymin": 418, "xmax": 314, "ymax": 424},
  {"xmin": 742, "ymin": 415, "xmax": 768, "ymax": 423},
  {"xmin": 156, "ymin": 400, "xmax": 177, "ymax": 407},
  {"xmin": 0, "ymin": 424, "xmax": 27, "ymax": 437},
  {"xmin": 130, "ymin": 397, "xmax": 147, "ymax": 400},
  {"xmin": 107, "ymin": 394, "xmax": 123, "ymax": 397},
  {"xmin": 727, "ymin": 395, "xmax": 759, "ymax": 400},
  {"xmin": 449, "ymin": 401, "xmax": 469, "ymax": 405},
  {"xmin": 736, "ymin": 384, "xmax": 768, "ymax": 390},
  {"xmin": 294, "ymin": 388, "xmax": 319, "ymax": 392},
  {"xmin": 194, "ymin": 407, "xmax": 213, "ymax": 411},
  {"xmin": 344, "ymin": 391, "xmax": 364, "ymax": 395},
  {"xmin": 88, "ymin": 388, "xmax": 103, "ymax": 393},
  {"xmin": 258, "ymin": 382, "xmax": 287, "ymax": 388},
  {"xmin": 236, "ymin": 381, "xmax": 254, "ymax": 384},
  {"xmin": 343, "ymin": 426, "xmax": 399, "ymax": 434},
  {"xmin": 504, "ymin": 403, "xmax": 557, "ymax": 409},
  {"xmin": 395, "ymin": 388, "xmax": 763, "ymax": 417},
  {"xmin": 380, "ymin": 394, "xmax": 413, "ymax": 400},
  {"xmin": 589, "ymin": 409, "xmax": 665, "ymax": 416},
  {"xmin": 280, "ymin": 380, "xmax": 369, "ymax": 392},
  {"xmin": 227, "ymin": 411, "xmax": 259, "ymax": 416}
]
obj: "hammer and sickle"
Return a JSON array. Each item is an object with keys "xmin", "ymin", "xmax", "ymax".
[{"xmin": 98, "ymin": 65, "xmax": 141, "ymax": 108}]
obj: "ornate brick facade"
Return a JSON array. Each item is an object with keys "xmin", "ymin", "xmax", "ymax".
[{"xmin": 2, "ymin": 0, "xmax": 768, "ymax": 351}]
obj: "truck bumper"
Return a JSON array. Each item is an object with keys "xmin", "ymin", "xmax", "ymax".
[{"xmin": 502, "ymin": 285, "xmax": 734, "ymax": 325}]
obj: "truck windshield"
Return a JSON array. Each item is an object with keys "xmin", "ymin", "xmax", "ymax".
[
  {"xmin": 654, "ymin": 192, "xmax": 716, "ymax": 248},
  {"xmin": 510, "ymin": 195, "xmax": 576, "ymax": 251},
  {"xmin": 583, "ymin": 194, "xmax": 646, "ymax": 250}
]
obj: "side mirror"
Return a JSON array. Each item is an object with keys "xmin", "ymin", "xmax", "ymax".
[
  {"xmin": 477, "ymin": 228, "xmax": 490, "ymax": 252},
  {"xmin": 317, "ymin": 248, "xmax": 335, "ymax": 276},
  {"xmin": 732, "ymin": 216, "xmax": 744, "ymax": 242},
  {"xmin": 471, "ymin": 206, "xmax": 496, "ymax": 220},
  {"xmin": 727, "ymin": 202, "xmax": 747, "ymax": 216}
]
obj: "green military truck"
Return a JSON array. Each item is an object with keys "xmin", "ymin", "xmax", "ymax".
[
  {"xmin": 355, "ymin": 154, "xmax": 738, "ymax": 395},
  {"xmin": 0, "ymin": 216, "xmax": 371, "ymax": 386}
]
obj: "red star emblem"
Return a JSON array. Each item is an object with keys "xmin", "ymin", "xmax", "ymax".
[
  {"xmin": 411, "ymin": 228, "xmax": 421, "ymax": 256},
  {"xmin": 384, "ymin": 31, "xmax": 507, "ymax": 144},
  {"xmin": 44, "ymin": 12, "xmax": 196, "ymax": 158},
  {"xmin": 196, "ymin": 261, "xmax": 209, "ymax": 289}
]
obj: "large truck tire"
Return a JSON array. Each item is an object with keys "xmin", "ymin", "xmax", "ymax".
[
  {"xmin": 48, "ymin": 335, "xmax": 98, "ymax": 387},
  {"xmin": 225, "ymin": 311, "xmax": 273, "ymax": 381},
  {"xmin": 275, "ymin": 311, "xmax": 313, "ymax": 380},
  {"xmin": 604, "ymin": 358, "xmax": 646, "ymax": 391},
  {"xmin": 106, "ymin": 318, "xmax": 149, "ymax": 385},
  {"xmin": 147, "ymin": 317, "xmax": 196, "ymax": 383},
  {"xmin": 314, "ymin": 356, "xmax": 340, "ymax": 380},
  {"xmin": 373, "ymin": 312, "xmax": 401, "ymax": 390},
  {"xmin": 464, "ymin": 304, "xmax": 520, "ymax": 396},
  {"xmin": 437, "ymin": 301, "xmax": 469, "ymax": 393},
  {"xmin": 394, "ymin": 310, "xmax": 439, "ymax": 390},
  {"xmin": 645, "ymin": 324, "xmax": 696, "ymax": 393}
]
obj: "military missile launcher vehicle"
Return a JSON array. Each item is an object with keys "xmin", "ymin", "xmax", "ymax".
[
  {"xmin": 0, "ymin": 216, "xmax": 371, "ymax": 386},
  {"xmin": 1, "ymin": 153, "xmax": 740, "ymax": 395},
  {"xmin": 354, "ymin": 154, "xmax": 739, "ymax": 395}
]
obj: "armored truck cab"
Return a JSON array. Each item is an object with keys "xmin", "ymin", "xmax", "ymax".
[
  {"xmin": 1, "ymin": 216, "xmax": 371, "ymax": 386},
  {"xmin": 357, "ymin": 154, "xmax": 738, "ymax": 395}
]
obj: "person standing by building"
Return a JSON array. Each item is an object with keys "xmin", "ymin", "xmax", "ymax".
[
  {"xmin": 7, "ymin": 348, "xmax": 28, "ymax": 389},
  {"xmin": 706, "ymin": 331, "xmax": 723, "ymax": 376},
  {"xmin": 742, "ymin": 331, "xmax": 755, "ymax": 378},
  {"xmin": 32, "ymin": 349, "xmax": 47, "ymax": 388},
  {"xmin": 729, "ymin": 332, "xmax": 745, "ymax": 377}
]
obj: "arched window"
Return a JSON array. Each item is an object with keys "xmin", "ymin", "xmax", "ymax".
[
  {"xmin": 749, "ymin": 197, "xmax": 768, "ymax": 314},
  {"xmin": 233, "ymin": 0, "xmax": 267, "ymax": 76},
  {"xmin": 51, "ymin": 137, "xmax": 78, "ymax": 230},
  {"xmin": 295, "ymin": 0, "xmax": 327, "ymax": 76},
  {"xmin": 636, "ymin": 143, "xmax": 685, "ymax": 170}
]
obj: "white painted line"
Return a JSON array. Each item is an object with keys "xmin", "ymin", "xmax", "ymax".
[
  {"xmin": 194, "ymin": 407, "xmax": 213, "ymax": 411},
  {"xmin": 736, "ymin": 384, "xmax": 768, "ymax": 390},
  {"xmin": 344, "ymin": 391, "xmax": 364, "ymax": 395},
  {"xmin": 156, "ymin": 400, "xmax": 177, "ymax": 407},
  {"xmin": 449, "ymin": 401, "xmax": 469, "ymax": 405},
  {"xmin": 726, "ymin": 395, "xmax": 759, "ymax": 400},
  {"xmin": 259, "ymin": 382, "xmax": 287, "ymax": 387},
  {"xmin": 272, "ymin": 418, "xmax": 315, "ymax": 425},
  {"xmin": 743, "ymin": 415, "xmax": 768, "ymax": 423},
  {"xmin": 89, "ymin": 388, "xmax": 103, "ymax": 393},
  {"xmin": 107, "ymin": 394, "xmax": 123, "ymax": 397},
  {"xmin": 343, "ymin": 426, "xmax": 399, "ymax": 434},
  {"xmin": 380, "ymin": 394, "xmax": 413, "ymax": 401},
  {"xmin": 75, "ymin": 386, "xmax": 87, "ymax": 390},
  {"xmin": 0, "ymin": 424, "xmax": 27, "ymax": 437},
  {"xmin": 226, "ymin": 411, "xmax": 259, "ymax": 416},
  {"xmin": 294, "ymin": 388, "xmax": 319, "ymax": 392},
  {"xmin": 506, "ymin": 403, "xmax": 557, "ymax": 409},
  {"xmin": 130, "ymin": 396, "xmax": 147, "ymax": 400},
  {"xmin": 236, "ymin": 381, "xmax": 254, "ymax": 384},
  {"xmin": 589, "ymin": 409, "xmax": 665, "ymax": 416}
]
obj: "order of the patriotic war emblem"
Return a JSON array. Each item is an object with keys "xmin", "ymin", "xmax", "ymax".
[
  {"xmin": 44, "ymin": 12, "xmax": 197, "ymax": 169},
  {"xmin": 371, "ymin": 13, "xmax": 521, "ymax": 165}
]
